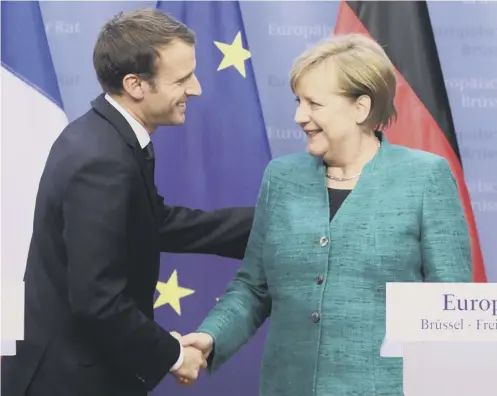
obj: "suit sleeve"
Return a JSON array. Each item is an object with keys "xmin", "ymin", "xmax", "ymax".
[
  {"xmin": 156, "ymin": 198, "xmax": 254, "ymax": 259},
  {"xmin": 195, "ymin": 165, "xmax": 272, "ymax": 372},
  {"xmin": 420, "ymin": 157, "xmax": 473, "ymax": 282},
  {"xmin": 63, "ymin": 155, "xmax": 180, "ymax": 391}
]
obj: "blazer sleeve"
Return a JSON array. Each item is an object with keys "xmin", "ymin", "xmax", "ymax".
[
  {"xmin": 63, "ymin": 154, "xmax": 179, "ymax": 391},
  {"xmin": 420, "ymin": 157, "xmax": 473, "ymax": 282},
  {"xmin": 195, "ymin": 165, "xmax": 273, "ymax": 372},
  {"xmin": 156, "ymin": 201, "xmax": 254, "ymax": 259}
]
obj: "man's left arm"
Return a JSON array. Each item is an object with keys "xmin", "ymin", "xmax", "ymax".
[{"xmin": 156, "ymin": 194, "xmax": 254, "ymax": 259}]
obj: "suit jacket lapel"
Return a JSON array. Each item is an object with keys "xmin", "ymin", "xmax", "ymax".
[{"xmin": 90, "ymin": 94, "xmax": 161, "ymax": 220}]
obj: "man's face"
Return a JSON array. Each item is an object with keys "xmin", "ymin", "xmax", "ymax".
[{"xmin": 143, "ymin": 40, "xmax": 202, "ymax": 127}]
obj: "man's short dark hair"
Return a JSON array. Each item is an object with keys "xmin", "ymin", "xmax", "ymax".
[{"xmin": 93, "ymin": 8, "xmax": 195, "ymax": 94}]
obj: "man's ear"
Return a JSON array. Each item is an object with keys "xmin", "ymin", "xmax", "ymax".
[{"xmin": 122, "ymin": 74, "xmax": 145, "ymax": 100}]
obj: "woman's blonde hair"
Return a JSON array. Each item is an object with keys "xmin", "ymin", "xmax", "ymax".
[{"xmin": 290, "ymin": 33, "xmax": 398, "ymax": 131}]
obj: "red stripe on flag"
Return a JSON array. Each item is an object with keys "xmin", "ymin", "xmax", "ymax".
[{"xmin": 335, "ymin": 1, "xmax": 486, "ymax": 282}]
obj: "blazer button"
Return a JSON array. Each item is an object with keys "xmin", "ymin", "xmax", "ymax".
[
  {"xmin": 311, "ymin": 311, "xmax": 320, "ymax": 323},
  {"xmin": 319, "ymin": 236, "xmax": 328, "ymax": 247},
  {"xmin": 316, "ymin": 275, "xmax": 324, "ymax": 285}
]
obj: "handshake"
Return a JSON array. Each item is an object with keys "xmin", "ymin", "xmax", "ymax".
[{"xmin": 169, "ymin": 331, "xmax": 214, "ymax": 386}]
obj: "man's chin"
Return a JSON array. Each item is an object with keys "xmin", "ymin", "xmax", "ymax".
[
  {"xmin": 173, "ymin": 117, "xmax": 186, "ymax": 126},
  {"xmin": 172, "ymin": 111, "xmax": 186, "ymax": 125},
  {"xmin": 159, "ymin": 115, "xmax": 186, "ymax": 127}
]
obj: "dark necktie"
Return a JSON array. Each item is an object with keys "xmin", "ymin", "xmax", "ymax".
[{"xmin": 143, "ymin": 142, "xmax": 155, "ymax": 180}]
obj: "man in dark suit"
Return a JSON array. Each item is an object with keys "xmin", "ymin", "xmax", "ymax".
[{"xmin": 1, "ymin": 8, "xmax": 254, "ymax": 396}]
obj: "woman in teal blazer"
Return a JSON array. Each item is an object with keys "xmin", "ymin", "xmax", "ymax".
[{"xmin": 184, "ymin": 34, "xmax": 473, "ymax": 395}]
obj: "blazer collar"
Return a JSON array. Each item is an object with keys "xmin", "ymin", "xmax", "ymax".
[
  {"xmin": 91, "ymin": 93, "xmax": 141, "ymax": 150},
  {"xmin": 311, "ymin": 131, "xmax": 391, "ymax": 181}
]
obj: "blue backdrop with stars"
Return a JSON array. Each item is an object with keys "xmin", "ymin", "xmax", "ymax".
[{"xmin": 151, "ymin": 2, "xmax": 271, "ymax": 395}]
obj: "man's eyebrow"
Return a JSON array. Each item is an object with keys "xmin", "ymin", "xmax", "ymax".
[{"xmin": 175, "ymin": 71, "xmax": 194, "ymax": 83}]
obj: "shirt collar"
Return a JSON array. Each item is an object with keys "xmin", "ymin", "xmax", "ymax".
[{"xmin": 104, "ymin": 93, "xmax": 151, "ymax": 149}]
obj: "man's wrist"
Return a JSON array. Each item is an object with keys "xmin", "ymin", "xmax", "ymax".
[{"xmin": 170, "ymin": 341, "xmax": 184, "ymax": 372}]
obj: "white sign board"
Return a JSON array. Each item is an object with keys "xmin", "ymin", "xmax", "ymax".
[{"xmin": 384, "ymin": 283, "xmax": 497, "ymax": 396}]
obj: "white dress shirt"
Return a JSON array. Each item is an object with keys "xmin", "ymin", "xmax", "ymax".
[
  {"xmin": 104, "ymin": 94, "xmax": 184, "ymax": 372},
  {"xmin": 104, "ymin": 94, "xmax": 151, "ymax": 149}
]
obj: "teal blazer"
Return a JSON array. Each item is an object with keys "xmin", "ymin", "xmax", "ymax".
[{"xmin": 197, "ymin": 135, "xmax": 473, "ymax": 396}]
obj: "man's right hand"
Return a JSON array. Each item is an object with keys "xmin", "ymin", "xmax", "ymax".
[
  {"xmin": 173, "ymin": 333, "xmax": 214, "ymax": 385},
  {"xmin": 170, "ymin": 345, "xmax": 207, "ymax": 383},
  {"xmin": 169, "ymin": 331, "xmax": 207, "ymax": 384}
]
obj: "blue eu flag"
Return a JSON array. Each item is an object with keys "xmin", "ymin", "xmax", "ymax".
[{"xmin": 152, "ymin": 2, "xmax": 271, "ymax": 395}]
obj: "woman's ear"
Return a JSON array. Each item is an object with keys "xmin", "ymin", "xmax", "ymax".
[{"xmin": 355, "ymin": 94, "xmax": 372, "ymax": 124}]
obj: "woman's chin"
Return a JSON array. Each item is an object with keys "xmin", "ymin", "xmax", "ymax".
[{"xmin": 307, "ymin": 142, "xmax": 328, "ymax": 157}]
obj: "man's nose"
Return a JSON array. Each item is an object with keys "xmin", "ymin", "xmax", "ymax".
[{"xmin": 186, "ymin": 74, "xmax": 201, "ymax": 97}]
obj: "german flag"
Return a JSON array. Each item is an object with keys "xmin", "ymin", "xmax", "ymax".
[{"xmin": 335, "ymin": 1, "xmax": 486, "ymax": 282}]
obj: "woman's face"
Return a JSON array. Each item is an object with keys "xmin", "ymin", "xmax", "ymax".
[{"xmin": 293, "ymin": 60, "xmax": 370, "ymax": 158}]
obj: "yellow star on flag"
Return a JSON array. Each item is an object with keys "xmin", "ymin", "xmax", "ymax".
[
  {"xmin": 154, "ymin": 270, "xmax": 195, "ymax": 315},
  {"xmin": 214, "ymin": 31, "xmax": 251, "ymax": 77}
]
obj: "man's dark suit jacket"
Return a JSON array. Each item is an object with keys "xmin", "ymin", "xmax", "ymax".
[{"xmin": 1, "ymin": 94, "xmax": 254, "ymax": 396}]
